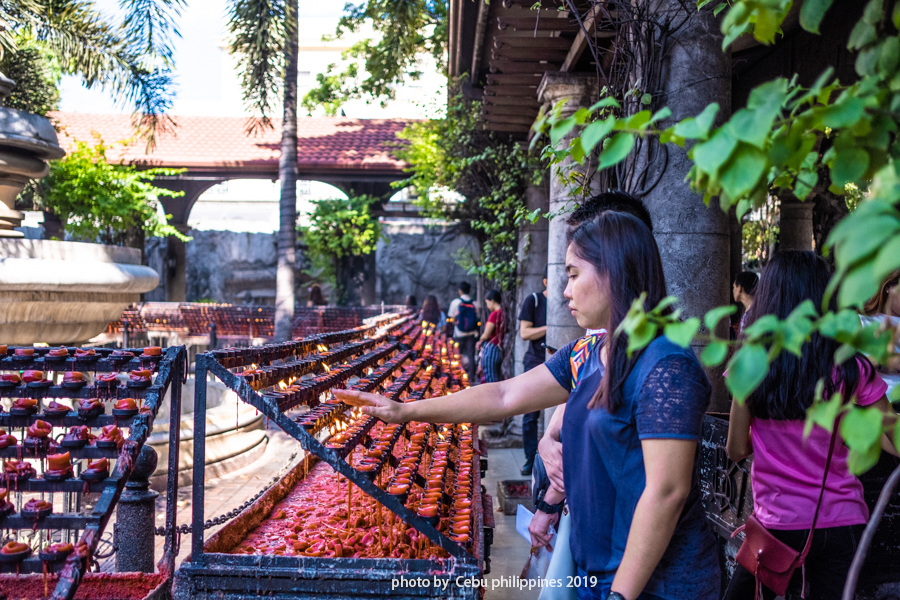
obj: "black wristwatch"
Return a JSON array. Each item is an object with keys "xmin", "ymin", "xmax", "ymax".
[
  {"xmin": 607, "ymin": 593, "xmax": 627, "ymax": 600},
  {"xmin": 534, "ymin": 488, "xmax": 564, "ymax": 515}
]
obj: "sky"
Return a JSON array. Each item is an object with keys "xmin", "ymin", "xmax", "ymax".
[{"xmin": 58, "ymin": 0, "xmax": 447, "ymax": 119}]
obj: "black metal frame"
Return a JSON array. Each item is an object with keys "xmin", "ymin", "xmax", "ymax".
[
  {"xmin": 0, "ymin": 345, "xmax": 185, "ymax": 599},
  {"xmin": 178, "ymin": 314, "xmax": 486, "ymax": 599}
]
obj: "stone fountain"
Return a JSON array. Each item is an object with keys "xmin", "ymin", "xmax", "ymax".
[{"xmin": 0, "ymin": 75, "xmax": 159, "ymax": 344}]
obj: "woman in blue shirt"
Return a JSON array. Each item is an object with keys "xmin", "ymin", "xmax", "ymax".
[{"xmin": 336, "ymin": 211, "xmax": 719, "ymax": 600}]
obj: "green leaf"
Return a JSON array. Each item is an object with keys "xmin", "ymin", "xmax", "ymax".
[
  {"xmin": 820, "ymin": 97, "xmax": 866, "ymax": 128},
  {"xmin": 704, "ymin": 305, "xmax": 738, "ymax": 332},
  {"xmin": 581, "ymin": 118, "xmax": 615, "ymax": 153},
  {"xmin": 720, "ymin": 144, "xmax": 768, "ymax": 200},
  {"xmin": 800, "ymin": 0, "xmax": 834, "ymax": 34},
  {"xmin": 714, "ymin": 2, "xmax": 727, "ymax": 16},
  {"xmin": 649, "ymin": 107, "xmax": 673, "ymax": 125},
  {"xmin": 805, "ymin": 390, "xmax": 844, "ymax": 438},
  {"xmin": 598, "ymin": 133, "xmax": 636, "ymax": 170},
  {"xmin": 837, "ymin": 259, "xmax": 879, "ymax": 309},
  {"xmin": 725, "ymin": 344, "xmax": 769, "ymax": 403},
  {"xmin": 588, "ymin": 97, "xmax": 620, "ymax": 111},
  {"xmin": 627, "ymin": 318, "xmax": 658, "ymax": 355},
  {"xmin": 692, "ymin": 127, "xmax": 739, "ymax": 177},
  {"xmin": 847, "ymin": 443, "xmax": 882, "ymax": 475},
  {"xmin": 550, "ymin": 116, "xmax": 577, "ymax": 146},
  {"xmin": 834, "ymin": 214, "xmax": 899, "ymax": 267},
  {"xmin": 831, "ymin": 148, "xmax": 870, "ymax": 186},
  {"xmin": 701, "ymin": 341, "xmax": 730, "ymax": 367},
  {"xmin": 874, "ymin": 234, "xmax": 900, "ymax": 280},
  {"xmin": 841, "ymin": 406, "xmax": 884, "ymax": 451},
  {"xmin": 641, "ymin": 93, "xmax": 652, "ymax": 105},
  {"xmin": 879, "ymin": 37, "xmax": 900, "ymax": 75},
  {"xmin": 673, "ymin": 103, "xmax": 720, "ymax": 140},
  {"xmin": 794, "ymin": 169, "xmax": 819, "ymax": 200},
  {"xmin": 569, "ymin": 137, "xmax": 586, "ymax": 164},
  {"xmin": 664, "ymin": 318, "xmax": 701, "ymax": 348}
]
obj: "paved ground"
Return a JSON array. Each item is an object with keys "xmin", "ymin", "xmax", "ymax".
[{"xmin": 108, "ymin": 426, "xmax": 539, "ymax": 599}]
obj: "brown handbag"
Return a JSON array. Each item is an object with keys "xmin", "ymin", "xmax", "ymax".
[{"xmin": 733, "ymin": 424, "xmax": 839, "ymax": 599}]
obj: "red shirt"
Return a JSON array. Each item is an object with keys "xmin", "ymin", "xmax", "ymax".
[{"xmin": 488, "ymin": 309, "xmax": 504, "ymax": 346}]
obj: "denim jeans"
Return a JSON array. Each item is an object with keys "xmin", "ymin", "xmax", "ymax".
[
  {"xmin": 722, "ymin": 524, "xmax": 864, "ymax": 600},
  {"xmin": 574, "ymin": 567, "xmax": 665, "ymax": 600}
]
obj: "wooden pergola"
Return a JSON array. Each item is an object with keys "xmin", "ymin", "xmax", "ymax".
[{"xmin": 449, "ymin": 0, "xmax": 614, "ymax": 135}]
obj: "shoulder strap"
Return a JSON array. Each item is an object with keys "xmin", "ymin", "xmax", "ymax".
[{"xmin": 800, "ymin": 422, "xmax": 840, "ymax": 561}]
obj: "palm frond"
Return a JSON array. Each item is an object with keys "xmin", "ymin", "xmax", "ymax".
[
  {"xmin": 226, "ymin": 0, "xmax": 288, "ymax": 124},
  {"xmin": 119, "ymin": 0, "xmax": 186, "ymax": 68}
]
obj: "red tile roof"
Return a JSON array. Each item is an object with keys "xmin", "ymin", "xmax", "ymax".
[{"xmin": 48, "ymin": 112, "xmax": 414, "ymax": 174}]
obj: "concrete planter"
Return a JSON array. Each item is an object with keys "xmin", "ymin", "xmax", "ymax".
[{"xmin": 0, "ymin": 239, "xmax": 159, "ymax": 344}]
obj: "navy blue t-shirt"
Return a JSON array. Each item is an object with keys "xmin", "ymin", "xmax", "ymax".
[{"xmin": 544, "ymin": 336, "xmax": 719, "ymax": 600}]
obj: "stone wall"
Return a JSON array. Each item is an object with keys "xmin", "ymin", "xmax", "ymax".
[
  {"xmin": 145, "ymin": 224, "xmax": 474, "ymax": 308},
  {"xmin": 375, "ymin": 221, "xmax": 478, "ymax": 311},
  {"xmin": 146, "ymin": 230, "xmax": 281, "ymax": 304}
]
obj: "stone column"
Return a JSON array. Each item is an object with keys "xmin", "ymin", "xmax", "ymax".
[
  {"xmin": 166, "ymin": 225, "xmax": 190, "ymax": 302},
  {"xmin": 115, "ymin": 445, "xmax": 159, "ymax": 573},
  {"xmin": 778, "ymin": 194, "xmax": 814, "ymax": 251},
  {"xmin": 644, "ymin": 3, "xmax": 732, "ymax": 411},
  {"xmin": 514, "ymin": 183, "xmax": 550, "ymax": 376},
  {"xmin": 537, "ymin": 73, "xmax": 599, "ymax": 356}
]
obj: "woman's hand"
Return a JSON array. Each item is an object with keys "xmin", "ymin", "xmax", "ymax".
[
  {"xmin": 332, "ymin": 390, "xmax": 408, "ymax": 423},
  {"xmin": 538, "ymin": 434, "xmax": 566, "ymax": 492},
  {"xmin": 528, "ymin": 510, "xmax": 559, "ymax": 551}
]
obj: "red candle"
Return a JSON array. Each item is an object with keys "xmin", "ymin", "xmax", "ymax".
[
  {"xmin": 63, "ymin": 371, "xmax": 84, "ymax": 382},
  {"xmin": 142, "ymin": 346, "xmax": 162, "ymax": 356},
  {"xmin": 47, "ymin": 452, "xmax": 71, "ymax": 471},
  {"xmin": 14, "ymin": 348, "xmax": 34, "ymax": 356}
]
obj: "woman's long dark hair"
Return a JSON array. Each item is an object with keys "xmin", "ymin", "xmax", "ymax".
[
  {"xmin": 566, "ymin": 211, "xmax": 670, "ymax": 412},
  {"xmin": 421, "ymin": 295, "xmax": 441, "ymax": 325},
  {"xmin": 744, "ymin": 251, "xmax": 869, "ymax": 420}
]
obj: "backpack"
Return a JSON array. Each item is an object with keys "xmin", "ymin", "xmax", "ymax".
[{"xmin": 456, "ymin": 299, "xmax": 478, "ymax": 333}]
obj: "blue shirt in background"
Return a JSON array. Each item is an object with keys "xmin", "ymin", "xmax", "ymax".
[{"xmin": 543, "ymin": 335, "xmax": 719, "ymax": 600}]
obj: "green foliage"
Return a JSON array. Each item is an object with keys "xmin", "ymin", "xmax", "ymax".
[
  {"xmin": 29, "ymin": 136, "xmax": 188, "ymax": 245},
  {"xmin": 300, "ymin": 194, "xmax": 385, "ymax": 304},
  {"xmin": 0, "ymin": 36, "xmax": 60, "ymax": 115},
  {"xmin": 394, "ymin": 90, "xmax": 540, "ymax": 290},
  {"xmin": 531, "ymin": 0, "xmax": 900, "ymax": 473},
  {"xmin": 301, "ymin": 0, "xmax": 446, "ymax": 115}
]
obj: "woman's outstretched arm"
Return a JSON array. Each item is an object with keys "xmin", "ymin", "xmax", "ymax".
[{"xmin": 334, "ymin": 363, "xmax": 569, "ymax": 425}]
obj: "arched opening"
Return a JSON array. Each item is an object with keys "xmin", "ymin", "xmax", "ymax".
[{"xmin": 188, "ymin": 179, "xmax": 349, "ymax": 232}]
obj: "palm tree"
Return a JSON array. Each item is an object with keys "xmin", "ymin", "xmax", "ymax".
[
  {"xmin": 0, "ymin": 0, "xmax": 183, "ymax": 147},
  {"xmin": 227, "ymin": 0, "xmax": 298, "ymax": 341}
]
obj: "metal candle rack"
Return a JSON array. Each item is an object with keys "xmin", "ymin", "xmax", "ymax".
[
  {"xmin": 0, "ymin": 345, "xmax": 186, "ymax": 600},
  {"xmin": 177, "ymin": 313, "xmax": 489, "ymax": 599}
]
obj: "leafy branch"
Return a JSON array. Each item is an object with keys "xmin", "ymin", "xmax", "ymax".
[{"xmin": 530, "ymin": 0, "xmax": 900, "ymax": 474}]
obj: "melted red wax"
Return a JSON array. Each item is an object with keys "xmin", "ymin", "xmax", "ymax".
[{"xmin": 0, "ymin": 572, "xmax": 164, "ymax": 600}]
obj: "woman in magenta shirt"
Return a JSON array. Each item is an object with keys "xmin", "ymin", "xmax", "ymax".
[{"xmin": 725, "ymin": 251, "xmax": 898, "ymax": 600}]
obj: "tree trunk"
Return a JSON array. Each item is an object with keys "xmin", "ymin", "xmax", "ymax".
[{"xmin": 274, "ymin": 0, "xmax": 299, "ymax": 342}]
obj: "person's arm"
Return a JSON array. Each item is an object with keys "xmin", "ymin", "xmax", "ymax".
[
  {"xmin": 609, "ymin": 439, "xmax": 696, "ymax": 600},
  {"xmin": 478, "ymin": 321, "xmax": 495, "ymax": 344},
  {"xmin": 539, "ymin": 404, "xmax": 566, "ymax": 492},
  {"xmin": 726, "ymin": 398, "xmax": 753, "ymax": 463},
  {"xmin": 334, "ymin": 362, "xmax": 569, "ymax": 424},
  {"xmin": 520, "ymin": 320, "xmax": 547, "ymax": 342}
]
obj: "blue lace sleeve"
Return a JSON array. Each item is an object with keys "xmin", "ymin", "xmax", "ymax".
[{"xmin": 635, "ymin": 355, "xmax": 710, "ymax": 440}]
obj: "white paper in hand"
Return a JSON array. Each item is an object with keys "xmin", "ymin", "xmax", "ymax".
[{"xmin": 516, "ymin": 504, "xmax": 557, "ymax": 548}]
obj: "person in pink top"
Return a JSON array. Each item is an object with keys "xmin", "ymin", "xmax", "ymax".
[{"xmin": 724, "ymin": 251, "xmax": 898, "ymax": 600}]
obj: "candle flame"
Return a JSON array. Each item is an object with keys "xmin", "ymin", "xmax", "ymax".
[{"xmin": 323, "ymin": 363, "xmax": 331, "ymax": 372}]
